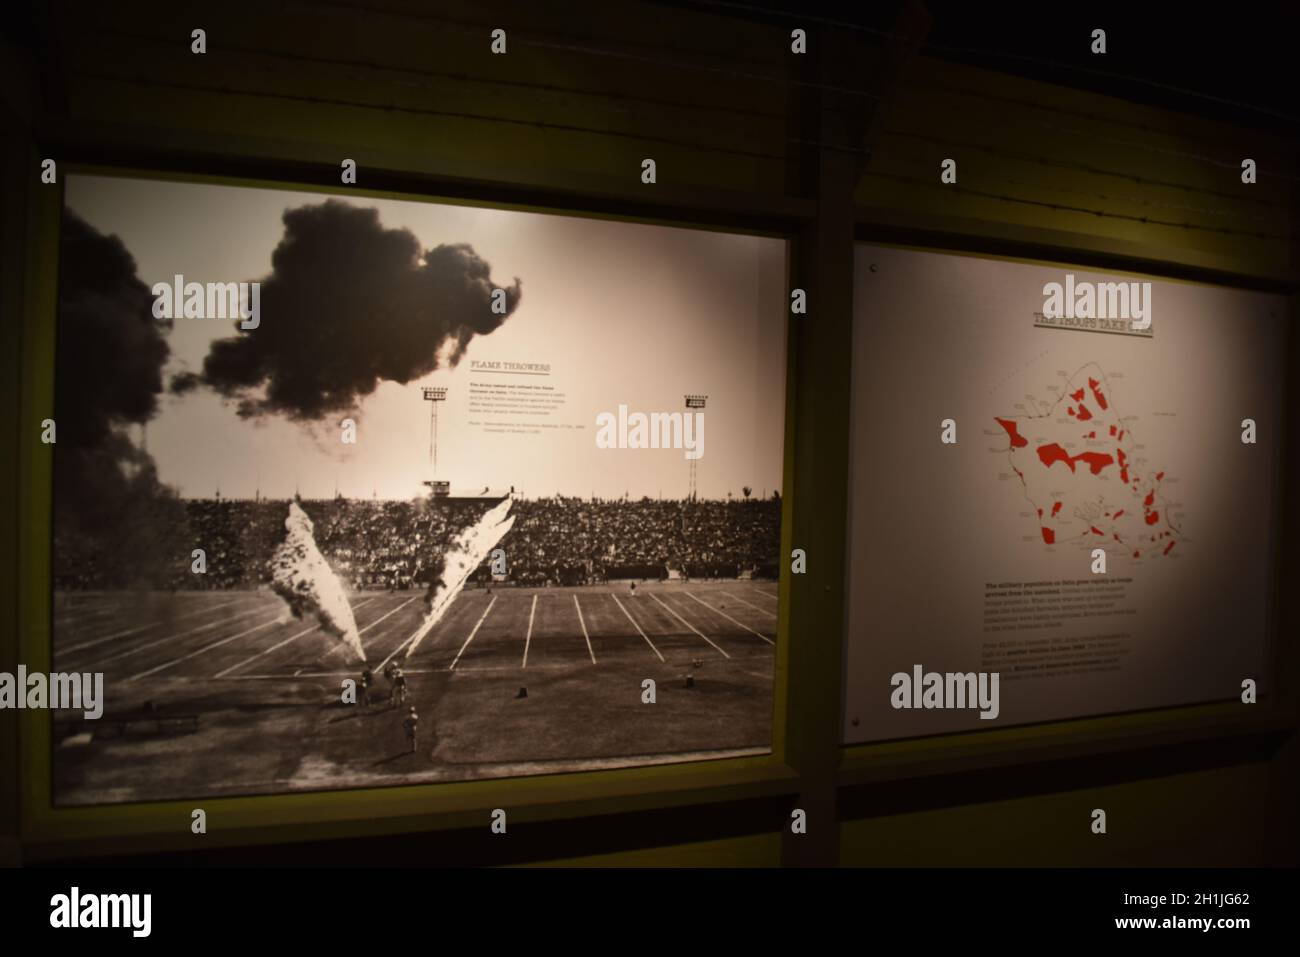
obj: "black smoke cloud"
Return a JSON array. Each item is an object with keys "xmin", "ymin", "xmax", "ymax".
[
  {"xmin": 56, "ymin": 209, "xmax": 171, "ymax": 446},
  {"xmin": 54, "ymin": 210, "xmax": 188, "ymax": 587},
  {"xmin": 179, "ymin": 200, "xmax": 522, "ymax": 420}
]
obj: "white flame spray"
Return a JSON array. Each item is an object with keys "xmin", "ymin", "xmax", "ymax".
[
  {"xmin": 268, "ymin": 501, "xmax": 367, "ymax": 664},
  {"xmin": 402, "ymin": 495, "xmax": 516, "ymax": 660}
]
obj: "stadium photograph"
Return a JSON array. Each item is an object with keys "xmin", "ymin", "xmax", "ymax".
[{"xmin": 50, "ymin": 173, "xmax": 787, "ymax": 805}]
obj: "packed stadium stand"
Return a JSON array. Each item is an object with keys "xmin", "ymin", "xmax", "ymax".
[{"xmin": 53, "ymin": 495, "xmax": 782, "ymax": 590}]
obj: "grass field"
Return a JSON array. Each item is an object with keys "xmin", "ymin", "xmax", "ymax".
[{"xmin": 50, "ymin": 581, "xmax": 778, "ymax": 805}]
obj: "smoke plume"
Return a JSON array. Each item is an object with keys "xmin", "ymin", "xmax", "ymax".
[
  {"xmin": 178, "ymin": 200, "xmax": 522, "ymax": 420},
  {"xmin": 53, "ymin": 210, "xmax": 187, "ymax": 587},
  {"xmin": 56, "ymin": 209, "xmax": 171, "ymax": 445}
]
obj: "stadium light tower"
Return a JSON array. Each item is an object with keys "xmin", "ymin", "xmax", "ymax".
[
  {"xmin": 423, "ymin": 387, "xmax": 448, "ymax": 475},
  {"xmin": 685, "ymin": 393, "xmax": 707, "ymax": 501}
]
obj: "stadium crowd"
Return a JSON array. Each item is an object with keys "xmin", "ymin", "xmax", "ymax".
[{"xmin": 53, "ymin": 494, "xmax": 782, "ymax": 590}]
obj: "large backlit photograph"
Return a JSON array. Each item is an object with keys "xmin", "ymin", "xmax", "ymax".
[{"xmin": 50, "ymin": 175, "xmax": 787, "ymax": 804}]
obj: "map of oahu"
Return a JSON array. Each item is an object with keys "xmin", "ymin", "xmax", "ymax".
[{"xmin": 995, "ymin": 363, "xmax": 1182, "ymax": 560}]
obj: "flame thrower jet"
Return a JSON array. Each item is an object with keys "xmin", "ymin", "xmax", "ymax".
[
  {"xmin": 402, "ymin": 495, "xmax": 516, "ymax": 660},
  {"xmin": 267, "ymin": 501, "xmax": 367, "ymax": 664}
]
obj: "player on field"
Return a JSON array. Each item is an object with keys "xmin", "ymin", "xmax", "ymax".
[
  {"xmin": 359, "ymin": 666, "xmax": 374, "ymax": 709},
  {"xmin": 403, "ymin": 706, "xmax": 419, "ymax": 753},
  {"xmin": 390, "ymin": 666, "xmax": 408, "ymax": 707}
]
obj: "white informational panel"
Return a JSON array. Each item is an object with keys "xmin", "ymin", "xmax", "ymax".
[{"xmin": 844, "ymin": 244, "xmax": 1287, "ymax": 744}]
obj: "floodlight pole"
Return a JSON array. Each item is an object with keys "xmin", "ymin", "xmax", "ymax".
[
  {"xmin": 423, "ymin": 387, "xmax": 447, "ymax": 475},
  {"xmin": 684, "ymin": 394, "xmax": 707, "ymax": 501}
]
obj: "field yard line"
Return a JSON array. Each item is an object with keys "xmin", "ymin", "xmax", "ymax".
[
  {"xmin": 53, "ymin": 603, "xmax": 131, "ymax": 628},
  {"xmin": 372, "ymin": 596, "xmax": 448, "ymax": 669},
  {"xmin": 522, "ymin": 594, "xmax": 538, "ymax": 668},
  {"xmin": 213, "ymin": 624, "xmax": 318, "ymax": 678},
  {"xmin": 610, "ymin": 593, "xmax": 664, "ymax": 662},
  {"xmin": 574, "ymin": 595, "xmax": 596, "ymax": 664},
  {"xmin": 60, "ymin": 595, "xmax": 252, "ymax": 654},
  {"xmin": 449, "ymin": 595, "xmax": 498, "ymax": 671},
  {"xmin": 359, "ymin": 596, "xmax": 418, "ymax": 645},
  {"xmin": 212, "ymin": 597, "xmax": 378, "ymax": 678},
  {"xmin": 748, "ymin": 585, "xmax": 779, "ymax": 601},
  {"xmin": 647, "ymin": 592, "xmax": 730, "ymax": 659},
  {"xmin": 88, "ymin": 603, "xmax": 270, "ymax": 666},
  {"xmin": 719, "ymin": 591, "xmax": 777, "ymax": 618},
  {"xmin": 442, "ymin": 663, "xmax": 594, "ymax": 674},
  {"xmin": 127, "ymin": 615, "xmax": 283, "ymax": 681},
  {"xmin": 683, "ymin": 591, "xmax": 775, "ymax": 645},
  {"xmin": 233, "ymin": 672, "xmax": 351, "ymax": 680}
]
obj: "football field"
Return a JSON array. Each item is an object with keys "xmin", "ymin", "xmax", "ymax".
[{"xmin": 51, "ymin": 581, "xmax": 778, "ymax": 805}]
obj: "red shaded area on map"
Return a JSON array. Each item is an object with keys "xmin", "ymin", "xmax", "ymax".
[
  {"xmin": 995, "ymin": 417, "xmax": 1028, "ymax": 448},
  {"xmin": 996, "ymin": 365, "xmax": 1179, "ymax": 561},
  {"xmin": 1088, "ymin": 378, "xmax": 1109, "ymax": 410},
  {"xmin": 1037, "ymin": 443, "xmax": 1113, "ymax": 475}
]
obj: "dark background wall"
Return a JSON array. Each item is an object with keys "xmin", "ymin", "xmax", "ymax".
[{"xmin": 2, "ymin": 0, "xmax": 1296, "ymax": 867}]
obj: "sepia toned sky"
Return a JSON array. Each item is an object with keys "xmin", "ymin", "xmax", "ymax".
[{"xmin": 63, "ymin": 174, "xmax": 787, "ymax": 501}]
